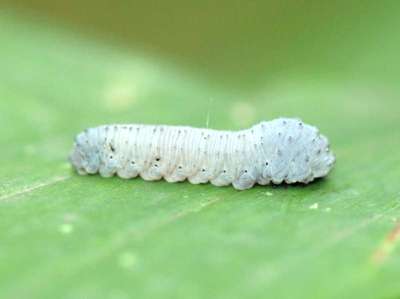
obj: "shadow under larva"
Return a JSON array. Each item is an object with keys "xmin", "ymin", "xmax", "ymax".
[{"xmin": 69, "ymin": 118, "xmax": 335, "ymax": 190}]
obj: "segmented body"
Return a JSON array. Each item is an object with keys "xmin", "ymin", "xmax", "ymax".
[{"xmin": 69, "ymin": 118, "xmax": 335, "ymax": 190}]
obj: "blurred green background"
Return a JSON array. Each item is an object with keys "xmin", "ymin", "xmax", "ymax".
[{"xmin": 0, "ymin": 1, "xmax": 399, "ymax": 299}]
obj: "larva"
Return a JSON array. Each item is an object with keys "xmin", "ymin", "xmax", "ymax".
[{"xmin": 69, "ymin": 118, "xmax": 335, "ymax": 190}]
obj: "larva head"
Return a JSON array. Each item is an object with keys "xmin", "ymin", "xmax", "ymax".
[
  {"xmin": 69, "ymin": 130, "xmax": 101, "ymax": 175},
  {"xmin": 257, "ymin": 118, "xmax": 335, "ymax": 183}
]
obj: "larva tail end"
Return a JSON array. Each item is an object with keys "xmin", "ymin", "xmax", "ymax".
[
  {"xmin": 69, "ymin": 130, "xmax": 101, "ymax": 175},
  {"xmin": 69, "ymin": 144, "xmax": 87, "ymax": 175}
]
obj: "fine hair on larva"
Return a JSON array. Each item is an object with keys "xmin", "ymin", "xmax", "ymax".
[{"xmin": 69, "ymin": 118, "xmax": 335, "ymax": 190}]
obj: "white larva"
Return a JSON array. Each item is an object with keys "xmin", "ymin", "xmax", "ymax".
[{"xmin": 69, "ymin": 118, "xmax": 335, "ymax": 190}]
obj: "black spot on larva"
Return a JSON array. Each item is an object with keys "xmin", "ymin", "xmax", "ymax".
[
  {"xmin": 298, "ymin": 122, "xmax": 303, "ymax": 127},
  {"xmin": 265, "ymin": 161, "xmax": 269, "ymax": 166},
  {"xmin": 109, "ymin": 155, "xmax": 113, "ymax": 159},
  {"xmin": 244, "ymin": 170, "xmax": 248, "ymax": 173},
  {"xmin": 202, "ymin": 168, "xmax": 206, "ymax": 172},
  {"xmin": 223, "ymin": 170, "xmax": 227, "ymax": 173},
  {"xmin": 131, "ymin": 161, "xmax": 135, "ymax": 165},
  {"xmin": 178, "ymin": 166, "xmax": 182, "ymax": 169},
  {"xmin": 110, "ymin": 144, "xmax": 115, "ymax": 152},
  {"xmin": 156, "ymin": 157, "xmax": 160, "ymax": 161},
  {"xmin": 154, "ymin": 164, "xmax": 158, "ymax": 167}
]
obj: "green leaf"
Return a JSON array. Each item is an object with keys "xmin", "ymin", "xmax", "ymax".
[{"xmin": 1, "ymin": 6, "xmax": 400, "ymax": 299}]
